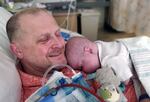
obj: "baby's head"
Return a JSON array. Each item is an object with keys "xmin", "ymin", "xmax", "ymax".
[{"xmin": 65, "ymin": 36, "xmax": 100, "ymax": 73}]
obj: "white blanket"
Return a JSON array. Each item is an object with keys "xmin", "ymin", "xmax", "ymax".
[{"xmin": 119, "ymin": 36, "xmax": 150, "ymax": 96}]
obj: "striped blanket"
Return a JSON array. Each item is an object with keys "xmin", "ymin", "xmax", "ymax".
[{"xmin": 119, "ymin": 36, "xmax": 150, "ymax": 96}]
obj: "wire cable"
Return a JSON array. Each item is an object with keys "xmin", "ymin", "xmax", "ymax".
[{"xmin": 42, "ymin": 64, "xmax": 76, "ymax": 86}]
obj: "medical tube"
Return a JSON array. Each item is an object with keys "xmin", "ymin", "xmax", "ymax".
[{"xmin": 42, "ymin": 64, "xmax": 76, "ymax": 86}]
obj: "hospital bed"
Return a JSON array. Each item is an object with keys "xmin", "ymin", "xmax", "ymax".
[{"xmin": 0, "ymin": 7, "xmax": 138, "ymax": 102}]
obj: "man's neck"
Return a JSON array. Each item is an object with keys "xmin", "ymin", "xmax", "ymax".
[{"xmin": 19, "ymin": 61, "xmax": 44, "ymax": 77}]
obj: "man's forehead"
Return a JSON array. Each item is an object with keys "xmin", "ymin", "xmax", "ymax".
[
  {"xmin": 19, "ymin": 11, "xmax": 50, "ymax": 21},
  {"xmin": 19, "ymin": 12, "xmax": 42, "ymax": 21},
  {"xmin": 18, "ymin": 13, "xmax": 49, "ymax": 28}
]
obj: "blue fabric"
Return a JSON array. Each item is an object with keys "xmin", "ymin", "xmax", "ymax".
[
  {"xmin": 26, "ymin": 71, "xmax": 99, "ymax": 102},
  {"xmin": 61, "ymin": 32, "xmax": 71, "ymax": 41},
  {"xmin": 39, "ymin": 95, "xmax": 54, "ymax": 102}
]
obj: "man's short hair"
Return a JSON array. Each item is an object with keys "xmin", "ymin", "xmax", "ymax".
[{"xmin": 6, "ymin": 7, "xmax": 50, "ymax": 42}]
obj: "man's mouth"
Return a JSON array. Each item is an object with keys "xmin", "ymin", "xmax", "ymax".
[
  {"xmin": 48, "ymin": 53, "xmax": 61, "ymax": 57},
  {"xmin": 47, "ymin": 50, "xmax": 64, "ymax": 57}
]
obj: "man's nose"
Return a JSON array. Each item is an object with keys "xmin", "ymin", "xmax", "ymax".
[{"xmin": 51, "ymin": 38, "xmax": 64, "ymax": 49}]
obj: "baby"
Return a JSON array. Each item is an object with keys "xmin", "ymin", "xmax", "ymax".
[
  {"xmin": 65, "ymin": 36, "xmax": 133, "ymax": 84},
  {"xmin": 65, "ymin": 36, "xmax": 131, "ymax": 101}
]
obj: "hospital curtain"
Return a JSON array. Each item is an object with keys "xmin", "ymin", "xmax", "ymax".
[{"xmin": 109, "ymin": 0, "xmax": 150, "ymax": 36}]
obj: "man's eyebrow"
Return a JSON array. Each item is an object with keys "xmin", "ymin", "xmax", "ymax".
[
  {"xmin": 38, "ymin": 28, "xmax": 61, "ymax": 37},
  {"xmin": 39, "ymin": 33, "xmax": 50, "ymax": 37}
]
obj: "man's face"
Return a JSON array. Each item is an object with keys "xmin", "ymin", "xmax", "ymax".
[{"xmin": 15, "ymin": 12, "xmax": 67, "ymax": 74}]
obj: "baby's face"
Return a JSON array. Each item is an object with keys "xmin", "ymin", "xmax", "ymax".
[
  {"xmin": 82, "ymin": 55, "xmax": 98, "ymax": 73},
  {"xmin": 67, "ymin": 44, "xmax": 100, "ymax": 73},
  {"xmin": 67, "ymin": 54, "xmax": 96, "ymax": 73},
  {"xmin": 81, "ymin": 53, "xmax": 100, "ymax": 73}
]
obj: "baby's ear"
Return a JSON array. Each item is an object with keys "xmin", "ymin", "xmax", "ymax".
[{"xmin": 84, "ymin": 46, "xmax": 92, "ymax": 53}]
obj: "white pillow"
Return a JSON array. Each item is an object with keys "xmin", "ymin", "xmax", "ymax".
[
  {"xmin": 0, "ymin": 52, "xmax": 21, "ymax": 102},
  {"xmin": 0, "ymin": 7, "xmax": 21, "ymax": 102},
  {"xmin": 0, "ymin": 7, "xmax": 16, "ymax": 59}
]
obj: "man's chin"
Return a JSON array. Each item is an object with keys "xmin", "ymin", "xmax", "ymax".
[
  {"xmin": 58, "ymin": 58, "xmax": 67, "ymax": 64},
  {"xmin": 51, "ymin": 55, "xmax": 67, "ymax": 65}
]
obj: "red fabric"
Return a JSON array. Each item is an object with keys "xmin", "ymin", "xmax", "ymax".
[
  {"xmin": 124, "ymin": 81, "xmax": 138, "ymax": 102},
  {"xmin": 18, "ymin": 70, "xmax": 43, "ymax": 102},
  {"xmin": 18, "ymin": 67, "xmax": 138, "ymax": 102}
]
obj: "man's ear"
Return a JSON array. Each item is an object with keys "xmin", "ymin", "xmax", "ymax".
[
  {"xmin": 10, "ymin": 43, "xmax": 23, "ymax": 59},
  {"xmin": 84, "ymin": 46, "xmax": 92, "ymax": 54}
]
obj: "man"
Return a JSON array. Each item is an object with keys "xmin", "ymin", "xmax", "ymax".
[
  {"xmin": 6, "ymin": 8, "xmax": 67, "ymax": 76},
  {"xmin": 6, "ymin": 8, "xmax": 67, "ymax": 101}
]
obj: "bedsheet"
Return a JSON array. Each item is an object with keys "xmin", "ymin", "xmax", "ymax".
[{"xmin": 119, "ymin": 36, "xmax": 150, "ymax": 96}]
